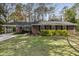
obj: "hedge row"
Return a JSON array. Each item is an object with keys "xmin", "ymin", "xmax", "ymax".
[{"xmin": 40, "ymin": 30, "xmax": 68, "ymax": 36}]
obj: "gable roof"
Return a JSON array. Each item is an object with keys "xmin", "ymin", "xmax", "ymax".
[
  {"xmin": 3, "ymin": 21, "xmax": 77, "ymax": 27},
  {"xmin": 32, "ymin": 21, "xmax": 77, "ymax": 26}
]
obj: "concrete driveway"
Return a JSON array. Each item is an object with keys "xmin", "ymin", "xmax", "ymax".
[{"xmin": 0, "ymin": 33, "xmax": 16, "ymax": 41}]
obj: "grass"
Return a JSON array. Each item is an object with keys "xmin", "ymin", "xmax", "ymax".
[{"xmin": 0, "ymin": 34, "xmax": 79, "ymax": 56}]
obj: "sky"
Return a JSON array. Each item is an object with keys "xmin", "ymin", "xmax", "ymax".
[
  {"xmin": 1, "ymin": 3, "xmax": 75, "ymax": 16},
  {"xmin": 55, "ymin": 3, "xmax": 74, "ymax": 16},
  {"xmin": 45, "ymin": 3, "xmax": 75, "ymax": 20}
]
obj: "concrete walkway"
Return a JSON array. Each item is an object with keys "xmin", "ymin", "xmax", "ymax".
[{"xmin": 0, "ymin": 33, "xmax": 16, "ymax": 41}]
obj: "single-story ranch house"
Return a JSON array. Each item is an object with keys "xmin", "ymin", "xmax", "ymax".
[
  {"xmin": 2, "ymin": 21, "xmax": 77, "ymax": 34},
  {"xmin": 32, "ymin": 21, "xmax": 77, "ymax": 34}
]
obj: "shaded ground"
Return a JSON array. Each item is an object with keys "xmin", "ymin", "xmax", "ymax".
[{"xmin": 0, "ymin": 34, "xmax": 79, "ymax": 56}]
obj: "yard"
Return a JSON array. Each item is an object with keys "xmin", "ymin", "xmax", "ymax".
[{"xmin": 0, "ymin": 34, "xmax": 79, "ymax": 56}]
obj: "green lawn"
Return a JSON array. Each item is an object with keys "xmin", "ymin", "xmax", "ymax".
[{"xmin": 0, "ymin": 34, "xmax": 79, "ymax": 56}]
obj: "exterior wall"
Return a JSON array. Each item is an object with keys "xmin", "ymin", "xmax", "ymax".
[
  {"xmin": 32, "ymin": 25, "xmax": 76, "ymax": 34},
  {"xmin": 32, "ymin": 26, "xmax": 40, "ymax": 34},
  {"xmin": 68, "ymin": 29, "xmax": 76, "ymax": 34},
  {"xmin": 16, "ymin": 27, "xmax": 22, "ymax": 33},
  {"xmin": 32, "ymin": 26, "xmax": 40, "ymax": 35},
  {"xmin": 67, "ymin": 26, "xmax": 76, "ymax": 34}
]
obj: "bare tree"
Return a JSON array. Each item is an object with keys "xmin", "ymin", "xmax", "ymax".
[
  {"xmin": 34, "ymin": 3, "xmax": 49, "ymax": 21},
  {"xmin": 23, "ymin": 3, "xmax": 35, "ymax": 22}
]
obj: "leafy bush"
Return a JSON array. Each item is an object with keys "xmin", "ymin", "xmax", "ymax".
[
  {"xmin": 51, "ymin": 30, "xmax": 56, "ymax": 36},
  {"xmin": 40, "ymin": 30, "xmax": 68, "ymax": 36},
  {"xmin": 61, "ymin": 30, "xmax": 68, "ymax": 36},
  {"xmin": 0, "ymin": 19, "xmax": 5, "ymax": 34},
  {"xmin": 0, "ymin": 26, "xmax": 4, "ymax": 34},
  {"xmin": 13, "ymin": 26, "xmax": 16, "ymax": 32},
  {"xmin": 76, "ymin": 21, "xmax": 79, "ymax": 31},
  {"xmin": 55, "ymin": 30, "xmax": 61, "ymax": 36},
  {"xmin": 41, "ymin": 30, "xmax": 49, "ymax": 36}
]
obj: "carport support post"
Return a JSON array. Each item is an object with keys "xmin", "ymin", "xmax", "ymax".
[{"xmin": 4, "ymin": 26, "xmax": 7, "ymax": 34}]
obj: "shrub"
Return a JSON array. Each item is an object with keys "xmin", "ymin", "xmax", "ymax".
[
  {"xmin": 51, "ymin": 30, "xmax": 57, "ymax": 36},
  {"xmin": 13, "ymin": 26, "xmax": 16, "ymax": 32},
  {"xmin": 41, "ymin": 30, "xmax": 49, "ymax": 36},
  {"xmin": 76, "ymin": 22, "xmax": 79, "ymax": 31},
  {"xmin": 40, "ymin": 30, "xmax": 68, "ymax": 36},
  {"xmin": 0, "ymin": 27, "xmax": 4, "ymax": 34},
  {"xmin": 61, "ymin": 30, "xmax": 68, "ymax": 36},
  {"xmin": 48, "ymin": 30, "xmax": 52, "ymax": 36},
  {"xmin": 55, "ymin": 30, "xmax": 61, "ymax": 36}
]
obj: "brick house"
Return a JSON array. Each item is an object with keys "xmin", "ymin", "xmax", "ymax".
[
  {"xmin": 2, "ymin": 21, "xmax": 77, "ymax": 34},
  {"xmin": 32, "ymin": 21, "xmax": 77, "ymax": 34}
]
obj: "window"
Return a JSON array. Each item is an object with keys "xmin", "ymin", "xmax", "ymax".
[
  {"xmin": 45, "ymin": 25, "xmax": 51, "ymax": 30},
  {"xmin": 51, "ymin": 26, "xmax": 55, "ymax": 30},
  {"xmin": 55, "ymin": 25, "xmax": 64, "ymax": 30},
  {"xmin": 67, "ymin": 25, "xmax": 74, "ymax": 30}
]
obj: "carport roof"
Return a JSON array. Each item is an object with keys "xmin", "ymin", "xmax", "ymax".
[{"xmin": 3, "ymin": 21, "xmax": 39, "ymax": 26}]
